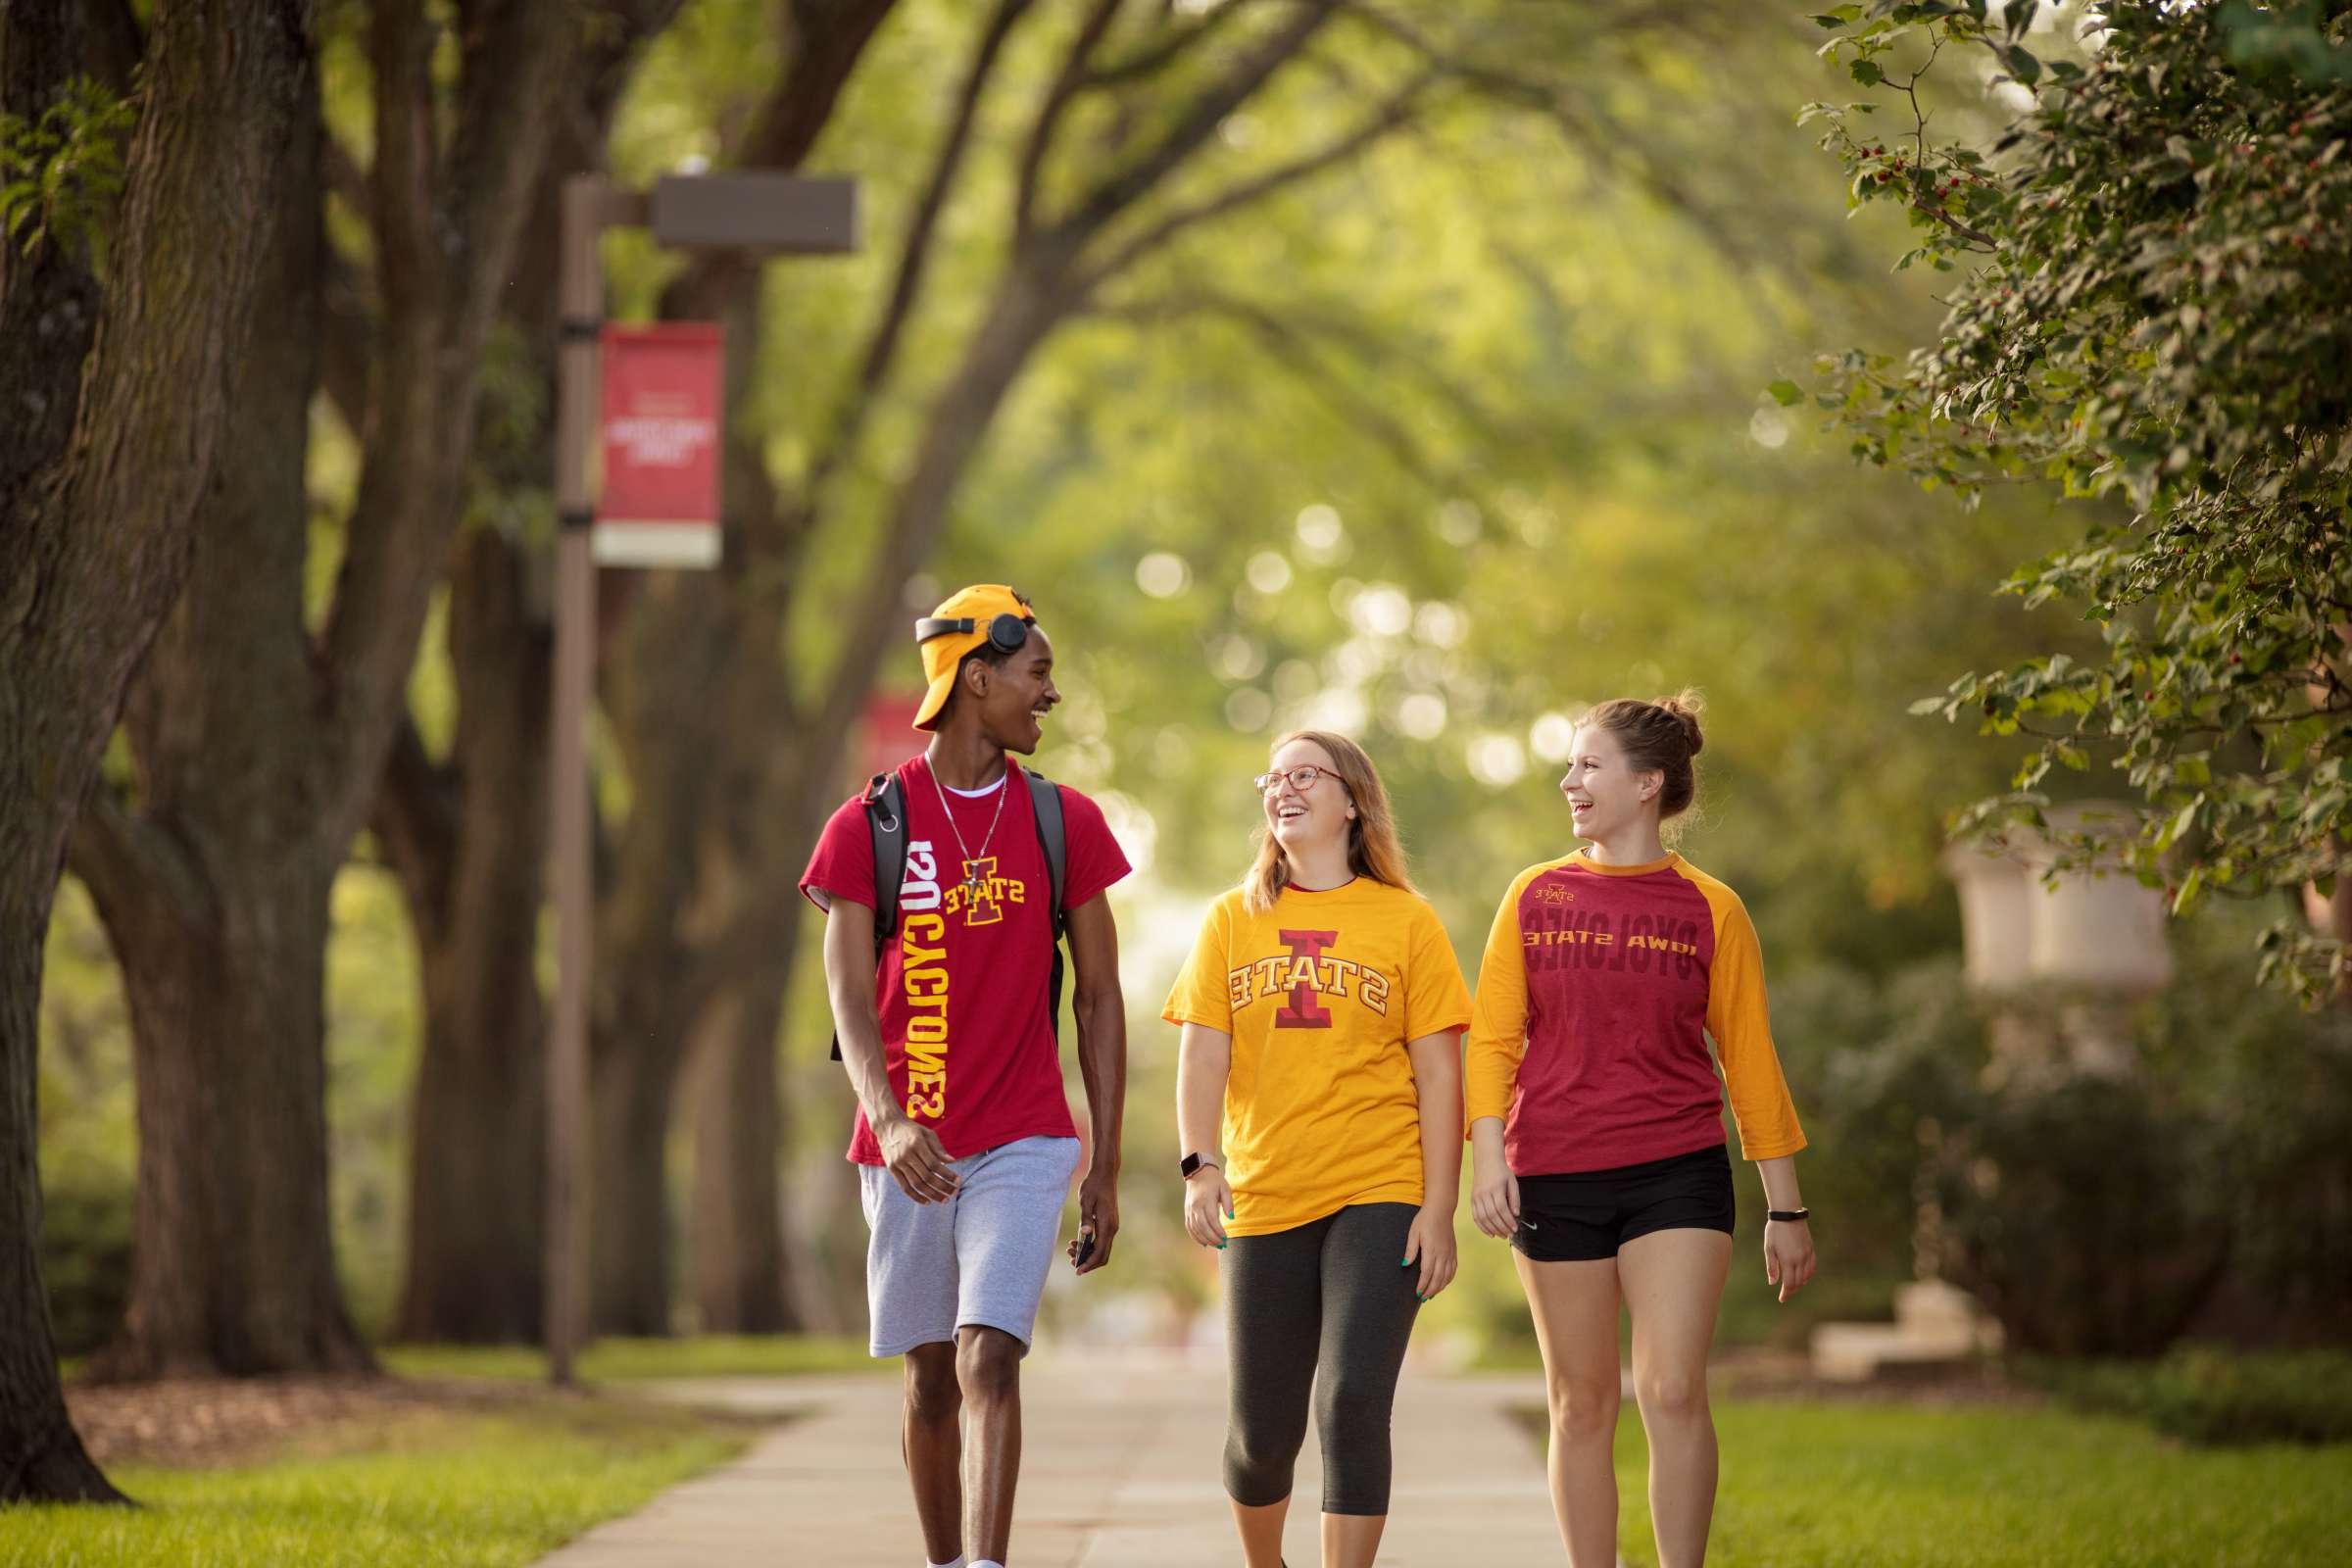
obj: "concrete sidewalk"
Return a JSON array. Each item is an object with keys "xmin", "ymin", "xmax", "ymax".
[{"xmin": 531, "ymin": 1351, "xmax": 1571, "ymax": 1566}]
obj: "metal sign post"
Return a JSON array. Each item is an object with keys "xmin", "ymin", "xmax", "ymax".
[{"xmin": 547, "ymin": 171, "xmax": 858, "ymax": 1387}]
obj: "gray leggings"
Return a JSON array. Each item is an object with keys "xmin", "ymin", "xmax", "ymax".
[{"xmin": 1221, "ymin": 1201, "xmax": 1422, "ymax": 1516}]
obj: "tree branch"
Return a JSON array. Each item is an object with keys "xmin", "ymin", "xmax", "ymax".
[
  {"xmin": 739, "ymin": 0, "xmax": 901, "ymax": 168},
  {"xmin": 319, "ymin": 241, "xmax": 373, "ymax": 436},
  {"xmin": 1332, "ymin": 1, "xmax": 1784, "ymax": 271},
  {"xmin": 666, "ymin": 0, "xmax": 901, "ymax": 318},
  {"xmin": 1078, "ymin": 0, "xmax": 1253, "ymax": 90},
  {"xmin": 801, "ymin": 0, "xmax": 1036, "ymax": 504},
  {"xmin": 318, "ymin": 127, "xmax": 379, "ymax": 432},
  {"xmin": 1100, "ymin": 278, "xmax": 1515, "ymax": 445},
  {"xmin": 1013, "ymin": 0, "xmax": 1122, "ymax": 239},
  {"xmin": 66, "ymin": 787, "xmax": 209, "ymax": 941},
  {"xmin": 1100, "ymin": 286, "xmax": 1465, "ymax": 495},
  {"xmin": 369, "ymin": 0, "xmax": 438, "ymax": 322},
  {"xmin": 444, "ymin": 1, "xmax": 585, "ymax": 352},
  {"xmin": 318, "ymin": 0, "xmax": 583, "ymax": 844},
  {"xmin": 322, "ymin": 130, "xmax": 370, "ymax": 222},
  {"xmin": 1079, "ymin": 66, "xmax": 1435, "ymax": 289},
  {"xmin": 1051, "ymin": 0, "xmax": 1341, "ymax": 243},
  {"xmin": 371, "ymin": 718, "xmax": 457, "ymax": 952}
]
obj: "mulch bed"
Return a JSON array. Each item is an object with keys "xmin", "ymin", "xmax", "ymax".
[{"xmin": 64, "ymin": 1375, "xmax": 527, "ymax": 1469}]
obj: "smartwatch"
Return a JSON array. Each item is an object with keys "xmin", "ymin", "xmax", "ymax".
[
  {"xmin": 1180, "ymin": 1152, "xmax": 1220, "ymax": 1180},
  {"xmin": 1767, "ymin": 1207, "xmax": 1811, "ymax": 1223}
]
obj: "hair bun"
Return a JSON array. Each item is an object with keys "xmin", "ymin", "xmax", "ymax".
[{"xmin": 1656, "ymin": 690, "xmax": 1705, "ymax": 758}]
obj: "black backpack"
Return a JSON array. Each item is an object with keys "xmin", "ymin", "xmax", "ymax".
[{"xmin": 827, "ymin": 764, "xmax": 1069, "ymax": 1060}]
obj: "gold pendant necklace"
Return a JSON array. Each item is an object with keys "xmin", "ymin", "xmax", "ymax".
[{"xmin": 929, "ymin": 760, "xmax": 1009, "ymax": 903}]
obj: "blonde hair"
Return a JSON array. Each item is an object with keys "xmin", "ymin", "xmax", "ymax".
[
  {"xmin": 1243, "ymin": 730, "xmax": 1417, "ymax": 914},
  {"xmin": 1583, "ymin": 688, "xmax": 1706, "ymax": 819}
]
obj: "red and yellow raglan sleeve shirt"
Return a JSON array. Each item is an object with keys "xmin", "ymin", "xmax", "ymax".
[{"xmin": 1464, "ymin": 850, "xmax": 1805, "ymax": 1177}]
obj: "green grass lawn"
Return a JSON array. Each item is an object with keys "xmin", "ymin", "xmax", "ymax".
[
  {"xmin": 382, "ymin": 1332, "xmax": 885, "ymax": 1383},
  {"xmin": 1520, "ymin": 1397, "xmax": 2352, "ymax": 1567},
  {"xmin": 0, "ymin": 1396, "xmax": 752, "ymax": 1568}
]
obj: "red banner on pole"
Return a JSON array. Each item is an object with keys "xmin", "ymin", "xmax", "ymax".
[{"xmin": 596, "ymin": 322, "xmax": 722, "ymax": 568}]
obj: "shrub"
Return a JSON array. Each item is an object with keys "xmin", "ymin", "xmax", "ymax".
[
  {"xmin": 2028, "ymin": 1346, "xmax": 2352, "ymax": 1446},
  {"xmin": 1931, "ymin": 1064, "xmax": 2232, "ymax": 1357},
  {"xmin": 1790, "ymin": 918, "xmax": 2352, "ymax": 1358}
]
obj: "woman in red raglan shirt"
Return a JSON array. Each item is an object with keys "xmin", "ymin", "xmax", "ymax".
[{"xmin": 1465, "ymin": 692, "xmax": 1815, "ymax": 1568}]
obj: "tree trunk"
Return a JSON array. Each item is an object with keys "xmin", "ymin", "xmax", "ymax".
[
  {"xmin": 688, "ymin": 966, "xmax": 797, "ymax": 1334},
  {"xmin": 396, "ymin": 960, "xmax": 546, "ymax": 1341},
  {"xmin": 590, "ymin": 1030, "xmax": 683, "ymax": 1335},
  {"xmin": 67, "ymin": 0, "xmax": 587, "ymax": 1374},
  {"xmin": 371, "ymin": 4, "xmax": 684, "ymax": 1343},
  {"xmin": 1, "ymin": 0, "xmax": 317, "ymax": 1494},
  {"xmin": 94, "ymin": 854, "xmax": 368, "ymax": 1377},
  {"xmin": 382, "ymin": 532, "xmax": 551, "ymax": 1343},
  {"xmin": 0, "ymin": 897, "xmax": 120, "ymax": 1501},
  {"xmin": 74, "ymin": 69, "xmax": 370, "ymax": 1379}
]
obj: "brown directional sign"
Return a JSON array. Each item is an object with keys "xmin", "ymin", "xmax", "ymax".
[{"xmin": 649, "ymin": 172, "xmax": 858, "ymax": 253}]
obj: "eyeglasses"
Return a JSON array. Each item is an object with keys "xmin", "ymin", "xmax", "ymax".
[{"xmin": 1253, "ymin": 764, "xmax": 1338, "ymax": 796}]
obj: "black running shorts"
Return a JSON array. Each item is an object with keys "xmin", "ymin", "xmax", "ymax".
[{"xmin": 1511, "ymin": 1141, "xmax": 1736, "ymax": 1262}]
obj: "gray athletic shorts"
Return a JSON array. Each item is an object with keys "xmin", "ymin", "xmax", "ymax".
[{"xmin": 858, "ymin": 1134, "xmax": 1081, "ymax": 1358}]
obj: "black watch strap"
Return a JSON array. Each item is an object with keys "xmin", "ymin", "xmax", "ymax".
[
  {"xmin": 1768, "ymin": 1207, "xmax": 1811, "ymax": 1223},
  {"xmin": 1180, "ymin": 1152, "xmax": 1220, "ymax": 1179}
]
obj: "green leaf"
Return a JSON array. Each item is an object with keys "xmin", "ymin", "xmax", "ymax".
[
  {"xmin": 1849, "ymin": 58, "xmax": 1886, "ymax": 87},
  {"xmin": 1767, "ymin": 378, "xmax": 1804, "ymax": 407},
  {"xmin": 2171, "ymin": 864, "xmax": 2204, "ymax": 916}
]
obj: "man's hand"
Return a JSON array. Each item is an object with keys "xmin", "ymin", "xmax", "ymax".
[
  {"xmin": 876, "ymin": 1113, "xmax": 959, "ymax": 1203},
  {"xmin": 1069, "ymin": 1164, "xmax": 1119, "ymax": 1274}
]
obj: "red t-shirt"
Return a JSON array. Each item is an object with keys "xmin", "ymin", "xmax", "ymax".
[
  {"xmin": 800, "ymin": 754, "xmax": 1131, "ymax": 1164},
  {"xmin": 1464, "ymin": 852, "xmax": 1807, "ymax": 1176}
]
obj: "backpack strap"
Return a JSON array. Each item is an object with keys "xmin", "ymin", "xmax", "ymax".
[
  {"xmin": 1023, "ymin": 767, "xmax": 1067, "ymax": 936},
  {"xmin": 1023, "ymin": 766, "xmax": 1070, "ymax": 1039},
  {"xmin": 831, "ymin": 771, "xmax": 906, "ymax": 1063},
  {"xmin": 866, "ymin": 772, "xmax": 906, "ymax": 947}
]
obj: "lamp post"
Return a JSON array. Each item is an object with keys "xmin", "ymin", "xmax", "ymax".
[{"xmin": 548, "ymin": 171, "xmax": 858, "ymax": 1386}]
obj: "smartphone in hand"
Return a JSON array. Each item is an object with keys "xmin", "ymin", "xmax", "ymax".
[{"xmin": 1070, "ymin": 1227, "xmax": 1097, "ymax": 1269}]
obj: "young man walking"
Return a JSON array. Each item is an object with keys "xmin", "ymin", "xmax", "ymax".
[{"xmin": 803, "ymin": 584, "xmax": 1129, "ymax": 1568}]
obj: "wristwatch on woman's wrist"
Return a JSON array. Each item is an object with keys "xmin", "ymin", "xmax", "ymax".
[
  {"xmin": 1180, "ymin": 1152, "xmax": 1220, "ymax": 1180},
  {"xmin": 1767, "ymin": 1207, "xmax": 1810, "ymax": 1223}
]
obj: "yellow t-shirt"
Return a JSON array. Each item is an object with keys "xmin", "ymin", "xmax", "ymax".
[{"xmin": 1162, "ymin": 878, "xmax": 1472, "ymax": 1237}]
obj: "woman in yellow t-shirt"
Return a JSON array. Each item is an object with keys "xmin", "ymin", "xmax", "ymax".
[{"xmin": 1164, "ymin": 729, "xmax": 1469, "ymax": 1568}]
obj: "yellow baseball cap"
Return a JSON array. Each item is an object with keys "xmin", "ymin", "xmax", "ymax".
[{"xmin": 911, "ymin": 584, "xmax": 1035, "ymax": 730}]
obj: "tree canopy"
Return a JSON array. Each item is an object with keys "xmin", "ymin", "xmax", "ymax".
[{"xmin": 1803, "ymin": 0, "xmax": 2352, "ymax": 998}]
